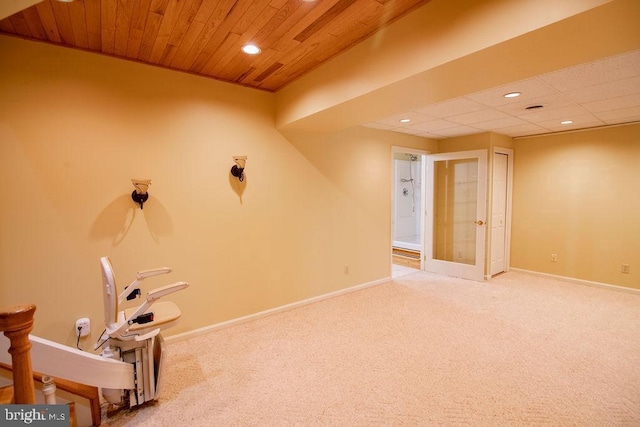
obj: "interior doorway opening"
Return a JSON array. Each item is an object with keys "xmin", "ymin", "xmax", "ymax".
[{"xmin": 391, "ymin": 147, "xmax": 427, "ymax": 271}]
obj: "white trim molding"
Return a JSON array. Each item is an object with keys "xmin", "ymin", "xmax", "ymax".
[
  {"xmin": 165, "ymin": 276, "xmax": 391, "ymax": 343},
  {"xmin": 509, "ymin": 268, "xmax": 640, "ymax": 295}
]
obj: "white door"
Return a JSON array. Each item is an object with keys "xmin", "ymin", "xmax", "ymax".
[
  {"xmin": 490, "ymin": 152, "xmax": 508, "ymax": 276},
  {"xmin": 424, "ymin": 150, "xmax": 487, "ymax": 281}
]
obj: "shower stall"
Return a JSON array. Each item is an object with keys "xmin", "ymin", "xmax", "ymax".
[{"xmin": 393, "ymin": 152, "xmax": 423, "ymax": 252}]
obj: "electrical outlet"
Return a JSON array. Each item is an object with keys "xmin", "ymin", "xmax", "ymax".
[
  {"xmin": 551, "ymin": 254, "xmax": 558, "ymax": 263},
  {"xmin": 621, "ymin": 264, "xmax": 630, "ymax": 274},
  {"xmin": 75, "ymin": 318, "xmax": 90, "ymax": 337}
]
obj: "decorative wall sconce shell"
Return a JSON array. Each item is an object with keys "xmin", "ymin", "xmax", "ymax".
[
  {"xmin": 231, "ymin": 156, "xmax": 247, "ymax": 182},
  {"xmin": 131, "ymin": 179, "xmax": 151, "ymax": 209}
]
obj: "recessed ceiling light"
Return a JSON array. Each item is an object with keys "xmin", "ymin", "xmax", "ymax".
[
  {"xmin": 399, "ymin": 118, "xmax": 411, "ymax": 123},
  {"xmin": 504, "ymin": 92, "xmax": 521, "ymax": 98},
  {"xmin": 56, "ymin": 0, "xmax": 74, "ymax": 2},
  {"xmin": 525, "ymin": 104, "xmax": 544, "ymax": 110},
  {"xmin": 560, "ymin": 120, "xmax": 573, "ymax": 125},
  {"xmin": 241, "ymin": 44, "xmax": 261, "ymax": 55}
]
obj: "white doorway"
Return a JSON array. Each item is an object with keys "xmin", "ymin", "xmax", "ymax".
[{"xmin": 391, "ymin": 147, "xmax": 428, "ymax": 272}]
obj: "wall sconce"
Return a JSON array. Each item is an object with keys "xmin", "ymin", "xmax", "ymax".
[
  {"xmin": 230, "ymin": 156, "xmax": 247, "ymax": 182},
  {"xmin": 131, "ymin": 179, "xmax": 151, "ymax": 209}
]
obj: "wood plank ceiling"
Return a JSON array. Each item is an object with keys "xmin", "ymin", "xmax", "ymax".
[{"xmin": 0, "ymin": 0, "xmax": 431, "ymax": 91}]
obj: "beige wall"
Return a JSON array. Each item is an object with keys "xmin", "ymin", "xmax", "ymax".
[
  {"xmin": 511, "ymin": 124, "xmax": 640, "ymax": 288},
  {"xmin": 0, "ymin": 36, "xmax": 432, "ymax": 347}
]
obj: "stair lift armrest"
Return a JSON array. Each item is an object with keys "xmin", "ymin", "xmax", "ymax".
[
  {"xmin": 116, "ymin": 282, "xmax": 186, "ymax": 337},
  {"xmin": 119, "ymin": 267, "xmax": 173, "ymax": 304},
  {"xmin": 122, "ymin": 300, "xmax": 153, "ymax": 328},
  {"xmin": 104, "ymin": 316, "xmax": 141, "ymax": 341},
  {"xmin": 93, "ymin": 324, "xmax": 152, "ymax": 347},
  {"xmin": 137, "ymin": 267, "xmax": 172, "ymax": 280},
  {"xmin": 146, "ymin": 281, "xmax": 189, "ymax": 302}
]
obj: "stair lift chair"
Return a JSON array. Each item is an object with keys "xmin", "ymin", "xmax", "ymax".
[{"xmin": 94, "ymin": 256, "xmax": 188, "ymax": 408}]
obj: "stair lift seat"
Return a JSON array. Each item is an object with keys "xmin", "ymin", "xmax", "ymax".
[{"xmin": 95, "ymin": 256, "xmax": 188, "ymax": 408}]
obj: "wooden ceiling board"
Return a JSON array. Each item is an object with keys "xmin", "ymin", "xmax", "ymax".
[{"xmin": 0, "ymin": 0, "xmax": 432, "ymax": 91}]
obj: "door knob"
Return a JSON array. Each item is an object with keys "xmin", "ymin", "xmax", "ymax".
[{"xmin": 474, "ymin": 220, "xmax": 484, "ymax": 225}]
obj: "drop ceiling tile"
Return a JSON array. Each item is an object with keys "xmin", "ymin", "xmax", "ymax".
[
  {"xmin": 418, "ymin": 133, "xmax": 442, "ymax": 140},
  {"xmin": 467, "ymin": 77, "xmax": 558, "ymax": 107},
  {"xmin": 431, "ymin": 125, "xmax": 480, "ymax": 137},
  {"xmin": 540, "ymin": 50, "xmax": 640, "ymax": 92},
  {"xmin": 495, "ymin": 93, "xmax": 574, "ymax": 115},
  {"xmin": 596, "ymin": 106, "xmax": 640, "ymax": 124},
  {"xmin": 472, "ymin": 116, "xmax": 529, "ymax": 131},
  {"xmin": 414, "ymin": 98, "xmax": 485, "ymax": 118},
  {"xmin": 582, "ymin": 93, "xmax": 640, "ymax": 113},
  {"xmin": 564, "ymin": 76, "xmax": 640, "ymax": 104},
  {"xmin": 407, "ymin": 119, "xmax": 459, "ymax": 132},
  {"xmin": 448, "ymin": 108, "xmax": 512, "ymax": 125},
  {"xmin": 495, "ymin": 123, "xmax": 548, "ymax": 137},
  {"xmin": 516, "ymin": 104, "xmax": 589, "ymax": 123},
  {"xmin": 536, "ymin": 114, "xmax": 605, "ymax": 132}
]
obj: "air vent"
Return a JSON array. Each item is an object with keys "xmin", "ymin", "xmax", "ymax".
[{"xmin": 525, "ymin": 105, "xmax": 544, "ymax": 110}]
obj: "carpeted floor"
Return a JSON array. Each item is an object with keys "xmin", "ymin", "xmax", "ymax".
[{"xmin": 103, "ymin": 271, "xmax": 640, "ymax": 426}]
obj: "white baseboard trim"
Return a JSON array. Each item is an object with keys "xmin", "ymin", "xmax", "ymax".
[
  {"xmin": 509, "ymin": 268, "xmax": 640, "ymax": 295},
  {"xmin": 165, "ymin": 276, "xmax": 391, "ymax": 344}
]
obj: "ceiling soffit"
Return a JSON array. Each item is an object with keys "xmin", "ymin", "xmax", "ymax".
[{"xmin": 276, "ymin": 0, "xmax": 640, "ymax": 136}]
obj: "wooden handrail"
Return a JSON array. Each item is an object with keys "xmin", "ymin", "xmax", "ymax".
[
  {"xmin": 0, "ymin": 304, "xmax": 36, "ymax": 404},
  {"xmin": 0, "ymin": 362, "xmax": 101, "ymax": 426},
  {"xmin": 0, "ymin": 305, "xmax": 81, "ymax": 426}
]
